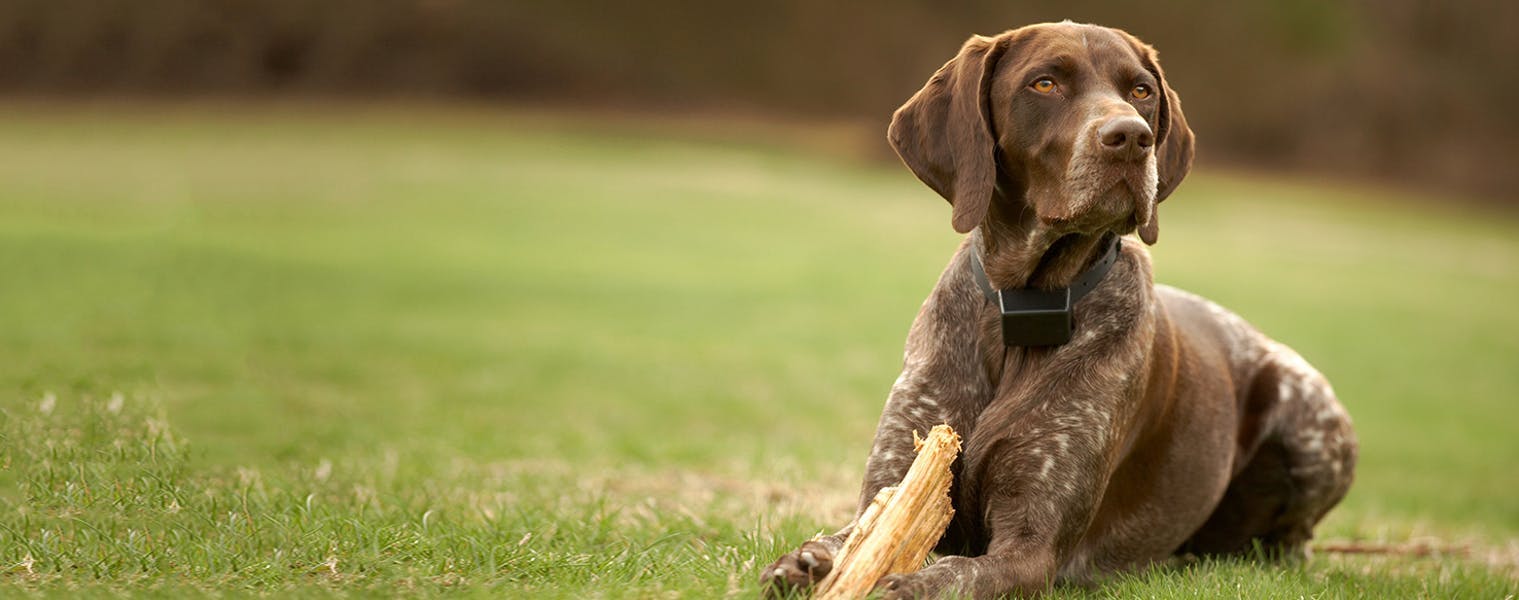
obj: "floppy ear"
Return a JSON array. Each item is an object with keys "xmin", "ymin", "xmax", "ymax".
[
  {"xmin": 888, "ymin": 35, "xmax": 1009, "ymax": 234},
  {"xmin": 1136, "ymin": 44, "xmax": 1194, "ymax": 245}
]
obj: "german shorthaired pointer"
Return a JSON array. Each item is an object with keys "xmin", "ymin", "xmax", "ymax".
[{"xmin": 763, "ymin": 22, "xmax": 1356, "ymax": 598}]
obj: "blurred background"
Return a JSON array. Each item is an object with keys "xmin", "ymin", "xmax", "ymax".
[
  {"xmin": 2, "ymin": 1, "xmax": 1516, "ymax": 595},
  {"xmin": 2, "ymin": 0, "xmax": 1516, "ymax": 200}
]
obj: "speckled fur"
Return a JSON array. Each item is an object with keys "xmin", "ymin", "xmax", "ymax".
[{"xmin": 763, "ymin": 22, "xmax": 1356, "ymax": 599}]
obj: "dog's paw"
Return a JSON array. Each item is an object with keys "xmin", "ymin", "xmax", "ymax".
[
  {"xmin": 873, "ymin": 557, "xmax": 969, "ymax": 600},
  {"xmin": 759, "ymin": 540, "xmax": 834, "ymax": 597},
  {"xmin": 873, "ymin": 572, "xmax": 930, "ymax": 599}
]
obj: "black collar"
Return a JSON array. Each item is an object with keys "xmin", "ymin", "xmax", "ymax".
[{"xmin": 969, "ymin": 234, "xmax": 1122, "ymax": 347}]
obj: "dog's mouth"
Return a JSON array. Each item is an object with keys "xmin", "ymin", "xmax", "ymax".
[{"xmin": 1041, "ymin": 157, "xmax": 1158, "ymax": 235}]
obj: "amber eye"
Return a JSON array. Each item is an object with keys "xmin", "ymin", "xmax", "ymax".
[
  {"xmin": 1131, "ymin": 84, "xmax": 1153, "ymax": 100},
  {"xmin": 1031, "ymin": 78, "xmax": 1056, "ymax": 93}
]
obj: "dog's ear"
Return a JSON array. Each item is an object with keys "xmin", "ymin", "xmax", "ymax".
[
  {"xmin": 1132, "ymin": 39, "xmax": 1194, "ymax": 245},
  {"xmin": 888, "ymin": 35, "xmax": 1009, "ymax": 234}
]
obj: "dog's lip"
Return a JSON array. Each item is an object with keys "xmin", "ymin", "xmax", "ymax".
[{"xmin": 1038, "ymin": 181, "xmax": 1135, "ymax": 227}]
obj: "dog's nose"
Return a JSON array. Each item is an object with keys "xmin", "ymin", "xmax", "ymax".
[{"xmin": 1097, "ymin": 116, "xmax": 1154, "ymax": 161}]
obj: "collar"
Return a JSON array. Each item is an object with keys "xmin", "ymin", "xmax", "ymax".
[{"xmin": 969, "ymin": 233, "xmax": 1121, "ymax": 347}]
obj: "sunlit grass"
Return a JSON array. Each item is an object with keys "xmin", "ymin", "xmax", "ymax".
[{"xmin": 0, "ymin": 105, "xmax": 1514, "ymax": 596}]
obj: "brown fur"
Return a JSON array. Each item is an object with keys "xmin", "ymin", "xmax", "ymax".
[{"xmin": 762, "ymin": 22, "xmax": 1356, "ymax": 598}]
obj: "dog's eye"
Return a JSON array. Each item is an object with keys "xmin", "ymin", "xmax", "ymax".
[
  {"xmin": 1031, "ymin": 78, "xmax": 1056, "ymax": 94},
  {"xmin": 1131, "ymin": 84, "xmax": 1153, "ymax": 100}
]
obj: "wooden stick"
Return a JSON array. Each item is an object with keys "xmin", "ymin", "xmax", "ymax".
[{"xmin": 815, "ymin": 425, "xmax": 960, "ymax": 600}]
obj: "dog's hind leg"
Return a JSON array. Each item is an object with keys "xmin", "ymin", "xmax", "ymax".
[{"xmin": 1178, "ymin": 343, "xmax": 1357, "ymax": 560}]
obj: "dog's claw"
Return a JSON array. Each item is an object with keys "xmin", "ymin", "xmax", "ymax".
[{"xmin": 761, "ymin": 541, "xmax": 835, "ymax": 597}]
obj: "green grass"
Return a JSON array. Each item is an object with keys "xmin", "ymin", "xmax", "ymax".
[{"xmin": 0, "ymin": 105, "xmax": 1515, "ymax": 597}]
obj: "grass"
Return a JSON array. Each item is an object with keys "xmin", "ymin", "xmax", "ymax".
[{"xmin": 0, "ymin": 104, "xmax": 1514, "ymax": 597}]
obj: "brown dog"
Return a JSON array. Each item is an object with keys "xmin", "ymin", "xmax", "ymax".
[{"xmin": 762, "ymin": 22, "xmax": 1356, "ymax": 598}]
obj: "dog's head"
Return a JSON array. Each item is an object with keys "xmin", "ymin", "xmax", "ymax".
[{"xmin": 889, "ymin": 22, "xmax": 1194, "ymax": 244}]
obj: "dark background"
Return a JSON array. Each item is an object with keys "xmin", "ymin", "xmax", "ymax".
[{"xmin": 3, "ymin": 0, "xmax": 1515, "ymax": 201}]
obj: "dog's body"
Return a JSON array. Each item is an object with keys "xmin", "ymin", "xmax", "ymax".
[{"xmin": 763, "ymin": 22, "xmax": 1356, "ymax": 598}]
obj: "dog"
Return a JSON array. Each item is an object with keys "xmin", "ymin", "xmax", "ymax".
[{"xmin": 761, "ymin": 22, "xmax": 1356, "ymax": 598}]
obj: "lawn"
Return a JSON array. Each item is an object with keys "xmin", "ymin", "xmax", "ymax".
[{"xmin": 0, "ymin": 104, "xmax": 1515, "ymax": 597}]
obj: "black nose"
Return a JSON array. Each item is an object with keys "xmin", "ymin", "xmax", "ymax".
[{"xmin": 1097, "ymin": 116, "xmax": 1154, "ymax": 160}]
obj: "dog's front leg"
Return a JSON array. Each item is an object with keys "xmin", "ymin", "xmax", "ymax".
[
  {"xmin": 874, "ymin": 376, "xmax": 1129, "ymax": 599},
  {"xmin": 762, "ymin": 319, "xmax": 991, "ymax": 596}
]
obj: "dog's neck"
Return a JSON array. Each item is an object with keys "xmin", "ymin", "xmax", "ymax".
[{"xmin": 976, "ymin": 198, "xmax": 1119, "ymax": 291}]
